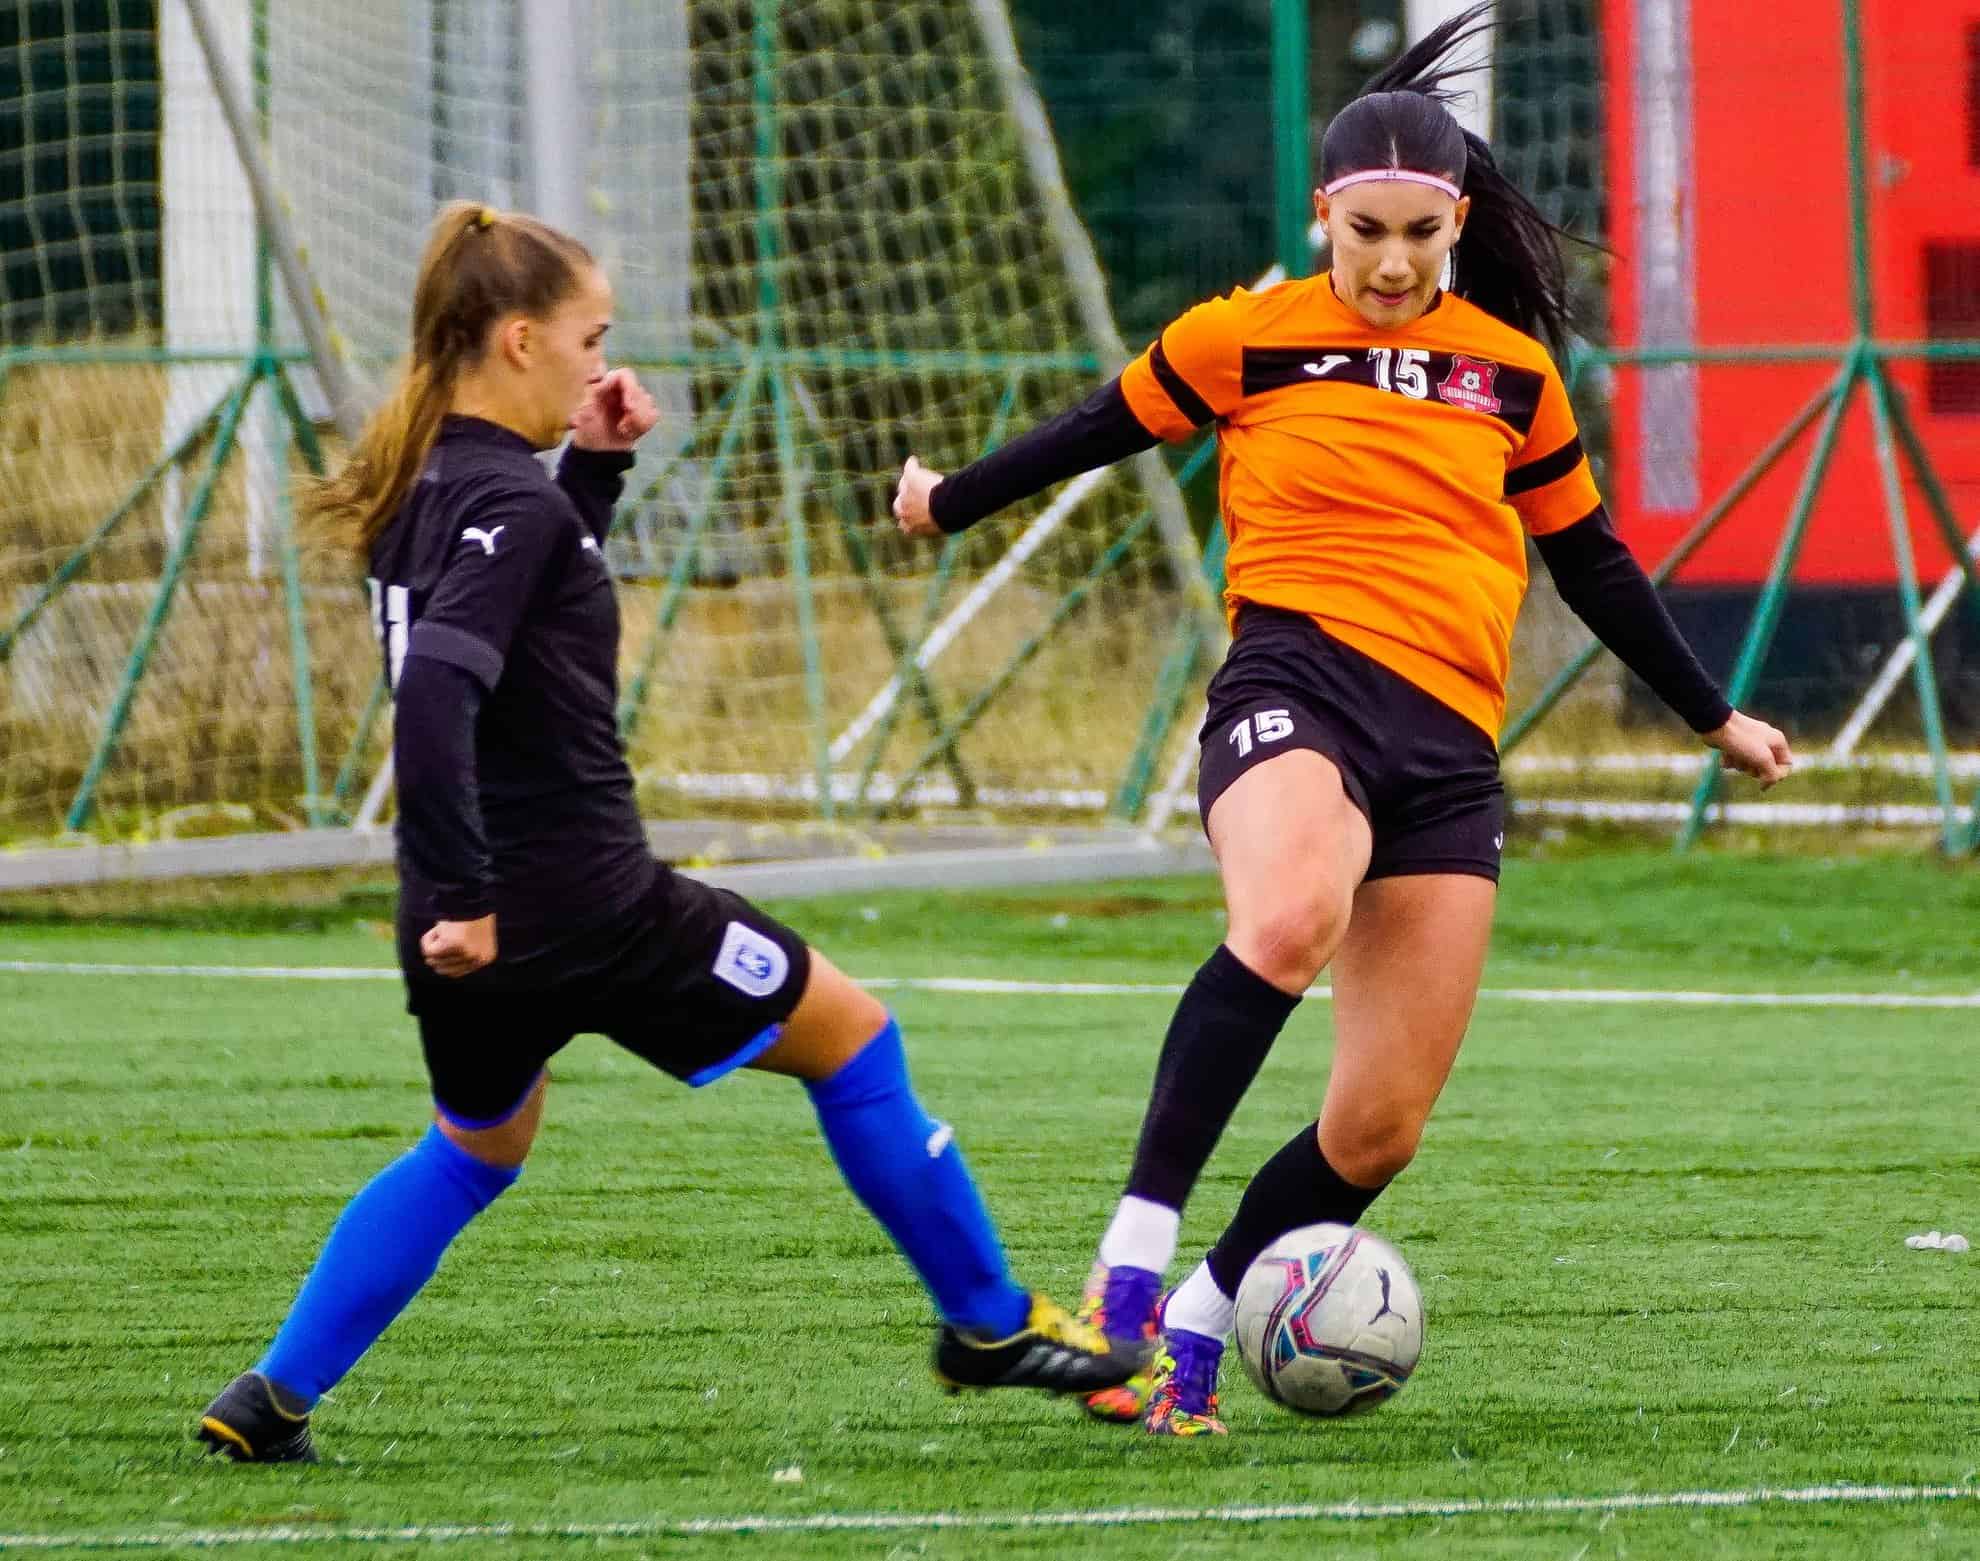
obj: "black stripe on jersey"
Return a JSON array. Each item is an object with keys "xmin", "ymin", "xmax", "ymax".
[
  {"xmin": 1239, "ymin": 346, "xmax": 1545, "ymax": 437},
  {"xmin": 1504, "ymin": 435, "xmax": 1585, "ymax": 496},
  {"xmin": 1150, "ymin": 337, "xmax": 1216, "ymax": 427}
]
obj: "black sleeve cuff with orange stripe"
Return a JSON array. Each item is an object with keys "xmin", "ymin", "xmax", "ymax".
[
  {"xmin": 927, "ymin": 379, "xmax": 1159, "ymax": 534},
  {"xmin": 1534, "ymin": 505, "xmax": 1734, "ymax": 735}
]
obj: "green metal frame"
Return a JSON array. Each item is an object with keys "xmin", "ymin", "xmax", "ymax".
[
  {"xmin": 1485, "ymin": 0, "xmax": 1980, "ymax": 853},
  {"xmin": 1111, "ymin": 446, "xmax": 1227, "ymax": 819},
  {"xmin": 64, "ymin": 373, "xmax": 255, "ymax": 831},
  {"xmin": 1271, "ymin": 0, "xmax": 1312, "ymax": 281},
  {"xmin": 780, "ymin": 375, "xmax": 979, "ymax": 810},
  {"xmin": 330, "ymin": 674, "xmax": 389, "ymax": 816},
  {"xmin": 45, "ymin": 337, "xmax": 343, "ymax": 835},
  {"xmin": 884, "ymin": 510, "xmax": 1160, "ymax": 814},
  {"xmin": 252, "ymin": 0, "xmax": 327, "ymax": 830},
  {"xmin": 616, "ymin": 365, "xmax": 761, "ymax": 739},
  {"xmin": 753, "ymin": 0, "xmax": 833, "ymax": 818},
  {"xmin": 611, "ymin": 0, "xmax": 1248, "ymax": 824},
  {"xmin": 22, "ymin": 0, "xmax": 1973, "ymax": 848},
  {"xmin": 1111, "ymin": 523, "xmax": 1227, "ymax": 820},
  {"xmin": 0, "ymin": 397, "xmax": 231, "ymax": 663},
  {"xmin": 4, "ymin": 0, "xmax": 1189, "ymax": 844},
  {"xmin": 849, "ymin": 374, "xmax": 1024, "ymax": 812},
  {"xmin": 0, "ymin": 5, "xmax": 341, "ymax": 837}
]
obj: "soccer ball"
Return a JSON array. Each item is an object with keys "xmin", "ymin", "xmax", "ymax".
[{"xmin": 1234, "ymin": 1222, "xmax": 1423, "ymax": 1417}]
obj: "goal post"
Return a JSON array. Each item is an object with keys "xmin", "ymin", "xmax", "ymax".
[
  {"xmin": 0, "ymin": 0, "xmax": 1221, "ymax": 884},
  {"xmin": 8, "ymin": 0, "xmax": 1978, "ymax": 892}
]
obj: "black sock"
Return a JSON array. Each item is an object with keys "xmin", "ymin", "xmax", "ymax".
[
  {"xmin": 1204, "ymin": 1125, "xmax": 1386, "ymax": 1296},
  {"xmin": 1124, "ymin": 944, "xmax": 1301, "ymax": 1210}
]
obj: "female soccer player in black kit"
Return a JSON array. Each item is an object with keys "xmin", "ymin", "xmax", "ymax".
[
  {"xmin": 895, "ymin": 7, "xmax": 1793, "ymax": 1435},
  {"xmin": 195, "ymin": 202, "xmax": 1143, "ymax": 1463}
]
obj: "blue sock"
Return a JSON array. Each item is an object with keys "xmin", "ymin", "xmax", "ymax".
[
  {"xmin": 805, "ymin": 1018, "xmax": 1030, "ymax": 1337},
  {"xmin": 256, "ymin": 1124, "xmax": 519, "ymax": 1405}
]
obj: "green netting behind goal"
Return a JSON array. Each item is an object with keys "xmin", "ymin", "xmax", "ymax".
[{"xmin": 0, "ymin": 0, "xmax": 1196, "ymax": 847}]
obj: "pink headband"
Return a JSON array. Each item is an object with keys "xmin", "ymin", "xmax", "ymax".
[{"xmin": 1322, "ymin": 169, "xmax": 1463, "ymax": 202}]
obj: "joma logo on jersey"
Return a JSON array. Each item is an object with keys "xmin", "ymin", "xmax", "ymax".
[{"xmin": 1438, "ymin": 355, "xmax": 1502, "ymax": 415}]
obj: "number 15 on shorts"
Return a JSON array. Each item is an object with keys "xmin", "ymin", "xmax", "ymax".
[{"xmin": 1228, "ymin": 707, "xmax": 1294, "ymax": 758}]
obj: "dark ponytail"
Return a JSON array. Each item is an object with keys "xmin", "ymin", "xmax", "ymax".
[{"xmin": 1320, "ymin": 2, "xmax": 1576, "ymax": 359}]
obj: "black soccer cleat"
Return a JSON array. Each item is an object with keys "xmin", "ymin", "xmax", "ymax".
[
  {"xmin": 932, "ymin": 1293, "xmax": 1158, "ymax": 1396},
  {"xmin": 195, "ymin": 1371, "xmax": 318, "ymax": 1464}
]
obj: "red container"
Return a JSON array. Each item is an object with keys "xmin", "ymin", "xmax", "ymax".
[{"xmin": 1602, "ymin": 0, "xmax": 1980, "ymax": 586}]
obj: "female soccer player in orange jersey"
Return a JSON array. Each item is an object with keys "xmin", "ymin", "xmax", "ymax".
[{"xmin": 893, "ymin": 3, "xmax": 1792, "ymax": 1436}]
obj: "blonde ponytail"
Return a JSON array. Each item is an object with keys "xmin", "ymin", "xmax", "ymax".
[{"xmin": 301, "ymin": 200, "xmax": 594, "ymax": 556}]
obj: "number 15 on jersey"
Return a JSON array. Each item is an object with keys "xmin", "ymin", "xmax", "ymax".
[{"xmin": 1228, "ymin": 707, "xmax": 1294, "ymax": 758}]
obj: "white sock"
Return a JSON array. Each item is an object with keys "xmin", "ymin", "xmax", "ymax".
[
  {"xmin": 1162, "ymin": 1260, "xmax": 1236, "ymax": 1341},
  {"xmin": 1097, "ymin": 1195, "xmax": 1181, "ymax": 1273}
]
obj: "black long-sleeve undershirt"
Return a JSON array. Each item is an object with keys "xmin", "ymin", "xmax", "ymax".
[
  {"xmin": 555, "ymin": 444, "xmax": 636, "ymax": 542},
  {"xmin": 1534, "ymin": 506, "xmax": 1732, "ymax": 734},
  {"xmin": 928, "ymin": 378, "xmax": 1156, "ymax": 534},
  {"xmin": 394, "ymin": 654, "xmax": 491, "ymax": 920}
]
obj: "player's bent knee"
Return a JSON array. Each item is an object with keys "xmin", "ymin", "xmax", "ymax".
[
  {"xmin": 753, "ymin": 951, "xmax": 890, "ymax": 1083},
  {"xmin": 438, "ymin": 1124, "xmax": 536, "ymax": 1171},
  {"xmin": 1229, "ymin": 897, "xmax": 1351, "ymax": 992},
  {"xmin": 436, "ymin": 1072, "xmax": 547, "ymax": 1170},
  {"xmin": 1322, "ymin": 1117, "xmax": 1423, "ymax": 1190}
]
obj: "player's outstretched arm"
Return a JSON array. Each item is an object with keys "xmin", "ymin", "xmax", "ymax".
[
  {"xmin": 1532, "ymin": 506, "xmax": 1792, "ymax": 789},
  {"xmin": 895, "ymin": 291, "xmax": 1246, "ymax": 540},
  {"xmin": 893, "ymin": 377, "xmax": 1161, "ymax": 540}
]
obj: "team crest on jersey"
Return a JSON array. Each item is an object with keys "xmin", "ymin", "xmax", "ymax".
[
  {"xmin": 714, "ymin": 921, "xmax": 789, "ymax": 998},
  {"xmin": 1438, "ymin": 355, "xmax": 1503, "ymax": 415}
]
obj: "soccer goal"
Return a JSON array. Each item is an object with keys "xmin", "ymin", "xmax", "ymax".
[
  {"xmin": 1, "ymin": 0, "xmax": 1235, "ymax": 893},
  {"xmin": 5, "ymin": 0, "xmax": 1978, "ymax": 895}
]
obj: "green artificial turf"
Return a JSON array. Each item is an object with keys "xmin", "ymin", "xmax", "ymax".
[{"xmin": 2, "ymin": 854, "xmax": 1977, "ymax": 1557}]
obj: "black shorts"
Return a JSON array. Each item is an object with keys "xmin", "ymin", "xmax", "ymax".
[
  {"xmin": 1197, "ymin": 605, "xmax": 1505, "ymax": 883},
  {"xmin": 405, "ymin": 868, "xmax": 813, "ymax": 1128}
]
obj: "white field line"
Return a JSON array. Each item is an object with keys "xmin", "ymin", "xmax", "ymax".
[
  {"xmin": 0, "ymin": 961, "xmax": 395, "ymax": 980},
  {"xmin": 2, "ymin": 961, "xmax": 1978, "ymax": 1008},
  {"xmin": 0, "ymin": 1484, "xmax": 1971, "ymax": 1551}
]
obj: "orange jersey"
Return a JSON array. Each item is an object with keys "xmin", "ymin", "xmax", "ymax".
[{"xmin": 1119, "ymin": 273, "xmax": 1600, "ymax": 738}]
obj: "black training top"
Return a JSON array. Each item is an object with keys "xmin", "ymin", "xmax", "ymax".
[{"xmin": 367, "ymin": 415, "xmax": 654, "ymax": 978}]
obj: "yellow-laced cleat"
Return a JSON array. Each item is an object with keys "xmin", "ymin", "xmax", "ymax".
[
  {"xmin": 932, "ymin": 1292, "xmax": 1156, "ymax": 1396},
  {"xmin": 1077, "ymin": 1261, "xmax": 1164, "ymax": 1423}
]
